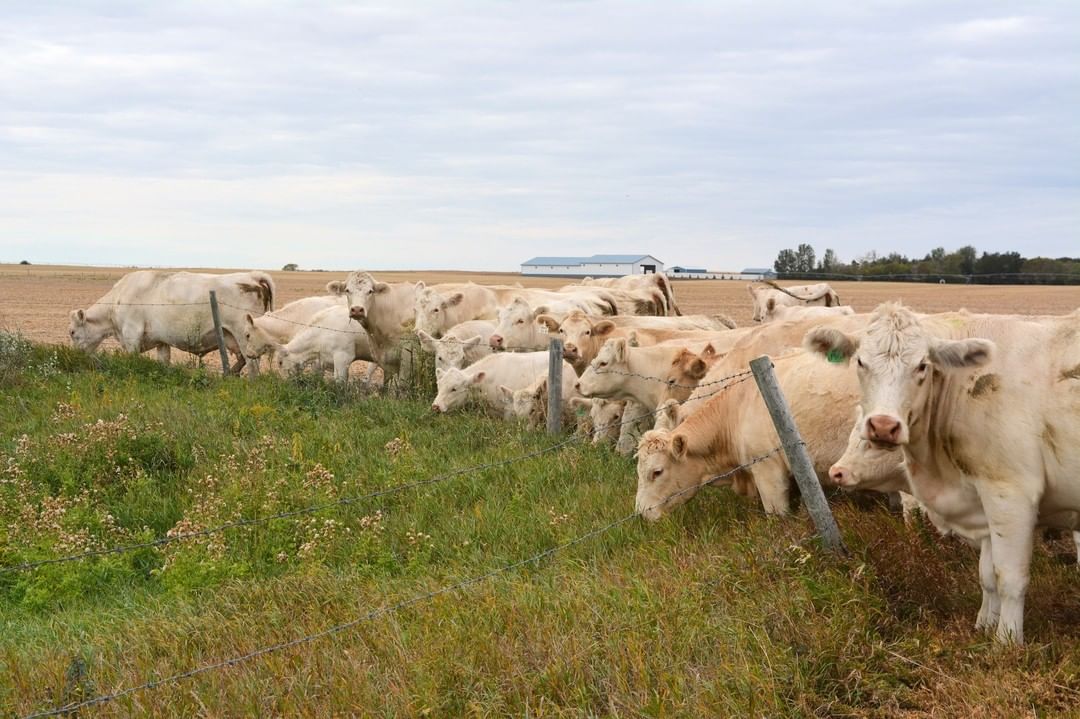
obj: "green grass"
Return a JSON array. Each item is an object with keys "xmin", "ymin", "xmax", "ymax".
[{"xmin": 2, "ymin": 336, "xmax": 1079, "ymax": 717}]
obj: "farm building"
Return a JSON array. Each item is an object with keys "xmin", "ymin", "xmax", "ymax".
[
  {"xmin": 740, "ymin": 267, "xmax": 778, "ymax": 280},
  {"xmin": 520, "ymin": 254, "xmax": 664, "ymax": 278}
]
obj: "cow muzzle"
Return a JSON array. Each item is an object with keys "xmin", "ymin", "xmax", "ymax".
[
  {"xmin": 489, "ymin": 335, "xmax": 504, "ymax": 350},
  {"xmin": 562, "ymin": 344, "xmax": 578, "ymax": 360},
  {"xmin": 865, "ymin": 414, "xmax": 903, "ymax": 445},
  {"xmin": 431, "ymin": 403, "xmax": 442, "ymax": 413},
  {"xmin": 828, "ymin": 463, "xmax": 857, "ymax": 488},
  {"xmin": 349, "ymin": 306, "xmax": 366, "ymax": 321}
]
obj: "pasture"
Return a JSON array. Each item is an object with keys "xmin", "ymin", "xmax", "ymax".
[{"xmin": 2, "ymin": 265, "xmax": 1080, "ymax": 717}]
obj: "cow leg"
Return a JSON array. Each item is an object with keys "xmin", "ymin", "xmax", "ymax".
[
  {"xmin": 975, "ymin": 538, "xmax": 1001, "ymax": 633},
  {"xmin": 980, "ymin": 488, "xmax": 1037, "ymax": 644},
  {"xmin": 615, "ymin": 400, "xmax": 648, "ymax": 455},
  {"xmin": 247, "ymin": 355, "xmax": 261, "ymax": 377},
  {"xmin": 899, "ymin": 491, "xmax": 920, "ymax": 526},
  {"xmin": 1074, "ymin": 532, "xmax": 1080, "ymax": 566},
  {"xmin": 750, "ymin": 460, "xmax": 791, "ymax": 516},
  {"xmin": 156, "ymin": 345, "xmax": 171, "ymax": 365},
  {"xmin": 333, "ymin": 351, "xmax": 351, "ymax": 383}
]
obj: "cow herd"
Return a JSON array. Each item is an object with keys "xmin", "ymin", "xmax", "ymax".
[{"xmin": 68, "ymin": 269, "xmax": 1080, "ymax": 645}]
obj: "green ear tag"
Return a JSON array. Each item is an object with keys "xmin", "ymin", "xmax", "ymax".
[{"xmin": 826, "ymin": 349, "xmax": 844, "ymax": 364}]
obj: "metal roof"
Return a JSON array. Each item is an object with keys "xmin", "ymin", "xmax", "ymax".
[
  {"xmin": 741, "ymin": 267, "xmax": 776, "ymax": 274},
  {"xmin": 521, "ymin": 254, "xmax": 659, "ymax": 266}
]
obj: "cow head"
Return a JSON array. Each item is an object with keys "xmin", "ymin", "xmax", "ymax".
[
  {"xmin": 490, "ymin": 298, "xmax": 550, "ymax": 351},
  {"xmin": 431, "ymin": 367, "xmax": 483, "ymax": 413},
  {"xmin": 570, "ymin": 397, "xmax": 625, "ymax": 445},
  {"xmin": 242, "ymin": 314, "xmax": 280, "ymax": 359},
  {"xmin": 344, "ymin": 272, "xmax": 395, "ymax": 328},
  {"xmin": 634, "ymin": 429, "xmax": 711, "ymax": 521},
  {"xmin": 275, "ymin": 346, "xmax": 304, "ymax": 376},
  {"xmin": 504, "ymin": 380, "xmax": 547, "ymax": 428},
  {"xmin": 576, "ymin": 337, "xmax": 628, "ymax": 398},
  {"xmin": 68, "ymin": 308, "xmax": 110, "ymax": 352},
  {"xmin": 552, "ymin": 311, "xmax": 616, "ymax": 372},
  {"xmin": 805, "ymin": 303, "xmax": 994, "ymax": 447},
  {"xmin": 665, "ymin": 348, "xmax": 710, "ymax": 401},
  {"xmin": 827, "ymin": 410, "xmax": 910, "ymax": 491},
  {"xmin": 419, "ymin": 330, "xmax": 483, "ymax": 372},
  {"xmin": 414, "ymin": 287, "xmax": 465, "ymax": 338}
]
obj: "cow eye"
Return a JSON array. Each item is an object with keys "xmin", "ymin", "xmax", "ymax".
[
  {"xmin": 515, "ymin": 319, "xmax": 524, "ymax": 325},
  {"xmin": 652, "ymin": 468, "xmax": 663, "ymax": 479},
  {"xmin": 856, "ymin": 357, "xmax": 865, "ymax": 369},
  {"xmin": 585, "ymin": 330, "xmax": 591, "ymax": 336},
  {"xmin": 559, "ymin": 329, "xmax": 565, "ymax": 334},
  {"xmin": 916, "ymin": 361, "xmax": 928, "ymax": 373}
]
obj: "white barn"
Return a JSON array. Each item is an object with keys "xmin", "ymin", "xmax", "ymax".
[{"xmin": 520, "ymin": 254, "xmax": 664, "ymax": 278}]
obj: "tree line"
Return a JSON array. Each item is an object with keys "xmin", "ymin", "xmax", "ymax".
[{"xmin": 773, "ymin": 244, "xmax": 1080, "ymax": 285}]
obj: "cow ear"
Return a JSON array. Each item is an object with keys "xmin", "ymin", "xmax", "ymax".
[
  {"xmin": 610, "ymin": 338, "xmax": 628, "ymax": 362},
  {"xmin": 536, "ymin": 314, "xmax": 560, "ymax": 332},
  {"xmin": 245, "ymin": 313, "xmax": 256, "ymax": 328},
  {"xmin": 472, "ymin": 371, "xmax": 486, "ymax": 384},
  {"xmin": 701, "ymin": 343, "xmax": 717, "ymax": 359},
  {"xmin": 447, "ymin": 293, "xmax": 465, "ymax": 307},
  {"xmin": 531, "ymin": 305, "xmax": 550, "ymax": 318},
  {"xmin": 687, "ymin": 357, "xmax": 708, "ymax": 380},
  {"xmin": 415, "ymin": 281, "xmax": 425, "ymax": 290},
  {"xmin": 594, "ymin": 320, "xmax": 616, "ymax": 337},
  {"xmin": 804, "ymin": 327, "xmax": 859, "ymax": 363},
  {"xmin": 373, "ymin": 281, "xmax": 390, "ymax": 294},
  {"xmin": 497, "ymin": 384, "xmax": 514, "ymax": 401},
  {"xmin": 71, "ymin": 309, "xmax": 86, "ymax": 323},
  {"xmin": 416, "ymin": 330, "xmax": 436, "ymax": 351},
  {"xmin": 929, "ymin": 338, "xmax": 994, "ymax": 369},
  {"xmin": 766, "ymin": 298, "xmax": 775, "ymax": 312},
  {"xmin": 435, "ymin": 367, "xmax": 444, "ymax": 380},
  {"xmin": 670, "ymin": 433, "xmax": 689, "ymax": 461},
  {"xmin": 325, "ymin": 280, "xmax": 347, "ymax": 295},
  {"xmin": 462, "ymin": 335, "xmax": 482, "ymax": 349},
  {"xmin": 569, "ymin": 397, "xmax": 591, "ymax": 409},
  {"xmin": 655, "ymin": 399, "xmax": 680, "ymax": 430}
]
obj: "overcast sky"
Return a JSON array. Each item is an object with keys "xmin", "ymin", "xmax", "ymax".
[{"xmin": 2, "ymin": 1, "xmax": 1077, "ymax": 272}]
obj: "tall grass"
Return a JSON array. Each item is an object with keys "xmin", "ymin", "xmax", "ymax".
[{"xmin": 1, "ymin": 334, "xmax": 1079, "ymax": 717}]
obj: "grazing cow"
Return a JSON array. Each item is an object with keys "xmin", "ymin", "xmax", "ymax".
[
  {"xmin": 569, "ymin": 397, "xmax": 626, "ymax": 445},
  {"xmin": 243, "ymin": 289, "xmax": 345, "ymax": 367},
  {"xmin": 431, "ymin": 351, "xmax": 562, "ymax": 418},
  {"xmin": 576, "ymin": 338, "xmax": 715, "ymax": 411},
  {"xmin": 805, "ymin": 303, "xmax": 1080, "ymax": 644},
  {"xmin": 534, "ymin": 310, "xmax": 739, "ymax": 374},
  {"xmin": 275, "ymin": 305, "xmax": 374, "ymax": 382},
  {"xmin": 748, "ymin": 281, "xmax": 840, "ymax": 322},
  {"xmin": 69, "ymin": 270, "xmax": 275, "ymax": 372},
  {"xmin": 497, "ymin": 371, "xmax": 581, "ymax": 430},
  {"xmin": 634, "ymin": 350, "xmax": 859, "ymax": 520},
  {"xmin": 416, "ymin": 320, "xmax": 495, "ymax": 372},
  {"xmin": 764, "ymin": 303, "xmax": 855, "ymax": 324},
  {"xmin": 416, "ymin": 284, "xmax": 619, "ymax": 339},
  {"xmin": 578, "ymin": 273, "xmax": 683, "ymax": 316}
]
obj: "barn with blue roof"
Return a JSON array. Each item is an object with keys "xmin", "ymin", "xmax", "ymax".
[{"xmin": 520, "ymin": 254, "xmax": 664, "ymax": 278}]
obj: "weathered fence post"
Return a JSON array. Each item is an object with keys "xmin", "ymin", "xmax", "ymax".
[
  {"xmin": 208, "ymin": 290, "xmax": 230, "ymax": 377},
  {"xmin": 547, "ymin": 338, "xmax": 564, "ymax": 434},
  {"xmin": 750, "ymin": 355, "xmax": 845, "ymax": 553}
]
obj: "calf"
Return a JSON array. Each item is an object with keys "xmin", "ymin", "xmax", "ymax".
[
  {"xmin": 416, "ymin": 320, "xmax": 495, "ymax": 371},
  {"xmin": 431, "ymin": 351, "xmax": 555, "ymax": 418},
  {"xmin": 275, "ymin": 306, "xmax": 374, "ymax": 382}
]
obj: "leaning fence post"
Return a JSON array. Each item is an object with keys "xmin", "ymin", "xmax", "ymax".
[
  {"xmin": 547, "ymin": 338, "xmax": 564, "ymax": 434},
  {"xmin": 208, "ymin": 290, "xmax": 230, "ymax": 377},
  {"xmin": 749, "ymin": 355, "xmax": 845, "ymax": 553}
]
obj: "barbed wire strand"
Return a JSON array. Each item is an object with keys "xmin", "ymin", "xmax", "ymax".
[
  {"xmin": 22, "ymin": 446, "xmax": 784, "ymax": 719},
  {"xmin": 0, "ymin": 368, "xmax": 757, "ymax": 575}
]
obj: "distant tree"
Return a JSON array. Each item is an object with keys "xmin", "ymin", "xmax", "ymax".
[
  {"xmin": 774, "ymin": 249, "xmax": 798, "ymax": 274},
  {"xmin": 19, "ymin": 260, "xmax": 30, "ymax": 265},
  {"xmin": 795, "ymin": 244, "xmax": 816, "ymax": 273},
  {"xmin": 282, "ymin": 263, "xmax": 299, "ymax": 271},
  {"xmin": 819, "ymin": 248, "xmax": 838, "ymax": 273},
  {"xmin": 956, "ymin": 245, "xmax": 977, "ymax": 275}
]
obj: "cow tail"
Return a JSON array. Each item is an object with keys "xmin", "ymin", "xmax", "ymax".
[
  {"xmin": 251, "ymin": 271, "xmax": 277, "ymax": 312},
  {"xmin": 655, "ymin": 273, "xmax": 682, "ymax": 316}
]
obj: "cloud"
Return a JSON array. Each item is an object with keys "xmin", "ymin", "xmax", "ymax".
[{"xmin": 1, "ymin": 1, "xmax": 1078, "ymax": 271}]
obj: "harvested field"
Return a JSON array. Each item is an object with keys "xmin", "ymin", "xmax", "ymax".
[{"xmin": 3, "ymin": 264, "xmax": 1079, "ymax": 348}]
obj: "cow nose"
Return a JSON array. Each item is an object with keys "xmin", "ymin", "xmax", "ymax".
[
  {"xmin": 866, "ymin": 414, "xmax": 902, "ymax": 444},
  {"xmin": 489, "ymin": 335, "xmax": 503, "ymax": 349},
  {"xmin": 829, "ymin": 464, "xmax": 852, "ymax": 487},
  {"xmin": 431, "ymin": 404, "xmax": 441, "ymax": 413},
  {"xmin": 349, "ymin": 306, "xmax": 365, "ymax": 321}
]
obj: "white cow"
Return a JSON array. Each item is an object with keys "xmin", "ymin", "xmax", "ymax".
[
  {"xmin": 765, "ymin": 304, "xmax": 855, "ymax": 323},
  {"xmin": 569, "ymin": 397, "xmax": 626, "ymax": 445},
  {"xmin": 416, "ymin": 320, "xmax": 495, "ymax": 372},
  {"xmin": 431, "ymin": 351, "xmax": 558, "ymax": 418},
  {"xmin": 748, "ymin": 282, "xmax": 841, "ymax": 323},
  {"xmin": 805, "ymin": 303, "xmax": 1080, "ymax": 644},
  {"xmin": 576, "ymin": 273, "xmax": 683, "ymax": 316},
  {"xmin": 274, "ymin": 305, "xmax": 374, "ymax": 382},
  {"xmin": 496, "ymin": 369, "xmax": 581, "ymax": 430},
  {"xmin": 243, "ymin": 289, "xmax": 345, "ymax": 367},
  {"xmin": 69, "ymin": 270, "xmax": 275, "ymax": 373}
]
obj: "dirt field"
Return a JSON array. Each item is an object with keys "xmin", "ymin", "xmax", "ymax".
[{"xmin": 3, "ymin": 263, "xmax": 1080, "ymax": 349}]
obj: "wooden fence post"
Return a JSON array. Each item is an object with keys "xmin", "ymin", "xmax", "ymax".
[
  {"xmin": 750, "ymin": 355, "xmax": 845, "ymax": 553},
  {"xmin": 208, "ymin": 290, "xmax": 230, "ymax": 377},
  {"xmin": 547, "ymin": 338, "xmax": 564, "ymax": 434}
]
